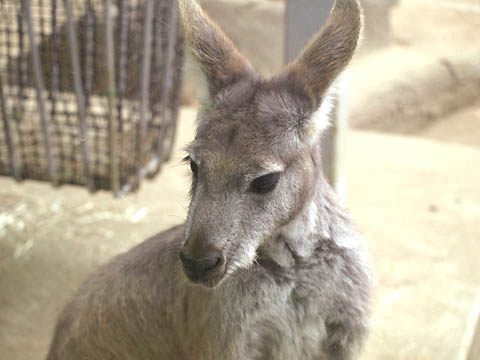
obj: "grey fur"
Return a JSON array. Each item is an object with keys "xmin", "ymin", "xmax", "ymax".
[{"xmin": 46, "ymin": 0, "xmax": 372, "ymax": 359}]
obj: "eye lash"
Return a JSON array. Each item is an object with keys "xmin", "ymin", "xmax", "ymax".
[{"xmin": 183, "ymin": 155, "xmax": 191, "ymax": 162}]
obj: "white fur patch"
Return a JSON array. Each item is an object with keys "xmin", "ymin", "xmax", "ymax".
[
  {"xmin": 304, "ymin": 73, "xmax": 351, "ymax": 144},
  {"xmin": 229, "ymin": 239, "xmax": 259, "ymax": 274},
  {"xmin": 311, "ymin": 94, "xmax": 335, "ymax": 133},
  {"xmin": 305, "ymin": 90, "xmax": 335, "ymax": 144},
  {"xmin": 280, "ymin": 200, "xmax": 319, "ymax": 258}
]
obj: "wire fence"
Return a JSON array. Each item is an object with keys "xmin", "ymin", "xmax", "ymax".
[{"xmin": 0, "ymin": 0, "xmax": 184, "ymax": 195}]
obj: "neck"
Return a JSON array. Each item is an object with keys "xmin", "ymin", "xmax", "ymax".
[{"xmin": 258, "ymin": 175, "xmax": 354, "ymax": 268}]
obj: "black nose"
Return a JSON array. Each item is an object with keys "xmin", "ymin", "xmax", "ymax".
[{"xmin": 179, "ymin": 251, "xmax": 223, "ymax": 281}]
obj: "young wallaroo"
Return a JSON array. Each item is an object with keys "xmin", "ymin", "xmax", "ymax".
[{"xmin": 47, "ymin": 0, "xmax": 372, "ymax": 359}]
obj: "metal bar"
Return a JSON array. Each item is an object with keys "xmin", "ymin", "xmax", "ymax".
[
  {"xmin": 147, "ymin": 0, "xmax": 167, "ymax": 139},
  {"xmin": 22, "ymin": 0, "xmax": 58, "ymax": 185},
  {"xmin": 63, "ymin": 0, "xmax": 95, "ymax": 192},
  {"xmin": 17, "ymin": 13, "xmax": 26, "ymax": 114},
  {"xmin": 116, "ymin": 0, "xmax": 128, "ymax": 126},
  {"xmin": 0, "ymin": 71, "xmax": 21, "ymax": 180},
  {"xmin": 84, "ymin": 0, "xmax": 94, "ymax": 103},
  {"xmin": 50, "ymin": 0, "xmax": 60, "ymax": 138},
  {"xmin": 164, "ymin": 4, "xmax": 184, "ymax": 162},
  {"xmin": 15, "ymin": 11, "xmax": 27, "ymax": 179},
  {"xmin": 116, "ymin": 0, "xmax": 129, "ymax": 187},
  {"xmin": 8, "ymin": 3, "xmax": 27, "ymax": 173},
  {"xmin": 155, "ymin": 0, "xmax": 177, "ymax": 162},
  {"xmin": 135, "ymin": 0, "xmax": 154, "ymax": 188},
  {"xmin": 50, "ymin": 0, "xmax": 59, "ymax": 103},
  {"xmin": 104, "ymin": 0, "xmax": 120, "ymax": 195}
]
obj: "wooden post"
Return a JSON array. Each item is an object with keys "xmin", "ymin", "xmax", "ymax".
[{"xmin": 285, "ymin": 0, "xmax": 348, "ymax": 198}]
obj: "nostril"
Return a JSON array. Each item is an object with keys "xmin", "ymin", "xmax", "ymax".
[
  {"xmin": 179, "ymin": 251, "xmax": 224, "ymax": 279},
  {"xmin": 179, "ymin": 252, "xmax": 197, "ymax": 272},
  {"xmin": 201, "ymin": 256, "xmax": 221, "ymax": 272}
]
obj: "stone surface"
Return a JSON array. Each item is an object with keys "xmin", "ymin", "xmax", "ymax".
[
  {"xmin": 348, "ymin": 48, "xmax": 480, "ymax": 133},
  {"xmin": 419, "ymin": 104, "xmax": 480, "ymax": 148},
  {"xmin": 1, "ymin": 107, "xmax": 480, "ymax": 359}
]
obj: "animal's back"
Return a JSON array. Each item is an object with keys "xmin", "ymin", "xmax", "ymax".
[
  {"xmin": 46, "ymin": 221, "xmax": 370, "ymax": 360},
  {"xmin": 46, "ymin": 224, "xmax": 187, "ymax": 360}
]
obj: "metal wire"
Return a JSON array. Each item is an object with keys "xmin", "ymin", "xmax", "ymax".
[{"xmin": 0, "ymin": 0, "xmax": 184, "ymax": 194}]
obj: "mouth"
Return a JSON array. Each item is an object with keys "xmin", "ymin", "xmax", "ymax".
[{"xmin": 182, "ymin": 265, "xmax": 227, "ymax": 288}]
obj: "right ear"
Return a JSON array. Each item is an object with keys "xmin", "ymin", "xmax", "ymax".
[
  {"xmin": 179, "ymin": 0, "xmax": 257, "ymax": 97},
  {"xmin": 282, "ymin": 0, "xmax": 363, "ymax": 104}
]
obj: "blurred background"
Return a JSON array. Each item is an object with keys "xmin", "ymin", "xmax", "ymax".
[{"xmin": 0, "ymin": 0, "xmax": 479, "ymax": 359}]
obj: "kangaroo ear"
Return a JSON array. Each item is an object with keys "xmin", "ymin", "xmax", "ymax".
[
  {"xmin": 179, "ymin": 0, "xmax": 257, "ymax": 97},
  {"xmin": 283, "ymin": 0, "xmax": 362, "ymax": 104}
]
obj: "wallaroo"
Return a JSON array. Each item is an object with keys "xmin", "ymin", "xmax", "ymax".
[{"xmin": 47, "ymin": 0, "xmax": 372, "ymax": 359}]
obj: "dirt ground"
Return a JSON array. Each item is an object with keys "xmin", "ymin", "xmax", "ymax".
[{"xmin": 1, "ymin": 104, "xmax": 480, "ymax": 359}]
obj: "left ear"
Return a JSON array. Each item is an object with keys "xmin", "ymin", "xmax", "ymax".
[{"xmin": 179, "ymin": 0, "xmax": 258, "ymax": 98}]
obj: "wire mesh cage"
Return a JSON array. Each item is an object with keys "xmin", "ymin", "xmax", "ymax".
[{"xmin": 0, "ymin": 0, "xmax": 184, "ymax": 195}]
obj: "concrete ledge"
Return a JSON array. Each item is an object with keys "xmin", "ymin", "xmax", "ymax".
[{"xmin": 349, "ymin": 48, "xmax": 480, "ymax": 133}]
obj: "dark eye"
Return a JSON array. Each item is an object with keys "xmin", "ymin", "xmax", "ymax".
[
  {"xmin": 190, "ymin": 160, "xmax": 198, "ymax": 175},
  {"xmin": 184, "ymin": 156, "xmax": 198, "ymax": 176},
  {"xmin": 249, "ymin": 172, "xmax": 280, "ymax": 194}
]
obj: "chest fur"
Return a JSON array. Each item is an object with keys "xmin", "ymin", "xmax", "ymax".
[{"xmin": 181, "ymin": 269, "xmax": 330, "ymax": 360}]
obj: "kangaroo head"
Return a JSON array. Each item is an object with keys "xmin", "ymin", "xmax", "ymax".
[{"xmin": 178, "ymin": 0, "xmax": 362, "ymax": 288}]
